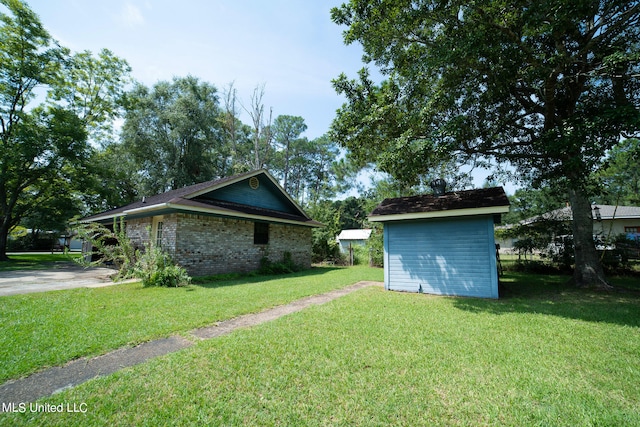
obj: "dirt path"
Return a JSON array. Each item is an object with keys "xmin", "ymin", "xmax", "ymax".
[{"xmin": 0, "ymin": 281, "xmax": 383, "ymax": 406}]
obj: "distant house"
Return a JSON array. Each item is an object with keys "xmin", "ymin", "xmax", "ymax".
[
  {"xmin": 497, "ymin": 204, "xmax": 640, "ymax": 252},
  {"xmin": 560, "ymin": 204, "xmax": 640, "ymax": 241},
  {"xmin": 81, "ymin": 169, "xmax": 322, "ymax": 276},
  {"xmin": 369, "ymin": 187, "xmax": 510, "ymax": 299},
  {"xmin": 336, "ymin": 229, "xmax": 372, "ymax": 253}
]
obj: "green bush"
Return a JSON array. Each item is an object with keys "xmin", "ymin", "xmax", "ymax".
[
  {"xmin": 75, "ymin": 219, "xmax": 190, "ymax": 287},
  {"xmin": 73, "ymin": 218, "xmax": 137, "ymax": 281},
  {"xmin": 365, "ymin": 227, "xmax": 384, "ymax": 267},
  {"xmin": 134, "ymin": 242, "xmax": 191, "ymax": 287},
  {"xmin": 258, "ymin": 251, "xmax": 302, "ymax": 275},
  {"xmin": 311, "ymin": 231, "xmax": 343, "ymax": 264},
  {"xmin": 509, "ymin": 259, "xmax": 568, "ymax": 275},
  {"xmin": 7, "ymin": 232, "xmax": 57, "ymax": 251},
  {"xmin": 352, "ymin": 245, "xmax": 369, "ymax": 266}
]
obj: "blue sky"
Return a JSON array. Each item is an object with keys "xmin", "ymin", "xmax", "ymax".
[
  {"xmin": 26, "ymin": 0, "xmax": 511, "ymax": 193},
  {"xmin": 28, "ymin": 0, "xmax": 367, "ymax": 141}
]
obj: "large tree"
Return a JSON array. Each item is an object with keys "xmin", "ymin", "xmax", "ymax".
[
  {"xmin": 0, "ymin": 0, "xmax": 130, "ymax": 260},
  {"xmin": 597, "ymin": 138, "xmax": 640, "ymax": 206},
  {"xmin": 271, "ymin": 115, "xmax": 307, "ymax": 193},
  {"xmin": 303, "ymin": 135, "xmax": 342, "ymax": 204},
  {"xmin": 243, "ymin": 83, "xmax": 273, "ymax": 170},
  {"xmin": 502, "ymin": 186, "xmax": 568, "ymax": 225},
  {"xmin": 82, "ymin": 143, "xmax": 142, "ymax": 213},
  {"xmin": 121, "ymin": 76, "xmax": 226, "ymax": 195},
  {"xmin": 219, "ymin": 82, "xmax": 253, "ymax": 173},
  {"xmin": 272, "ymin": 134, "xmax": 342, "ymax": 204},
  {"xmin": 330, "ymin": 0, "xmax": 640, "ymax": 288}
]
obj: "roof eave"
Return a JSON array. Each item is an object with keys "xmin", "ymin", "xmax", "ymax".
[
  {"xmin": 166, "ymin": 203, "xmax": 322, "ymax": 227},
  {"xmin": 368, "ymin": 205, "xmax": 511, "ymax": 222},
  {"xmin": 78, "ymin": 212, "xmax": 126, "ymax": 223},
  {"xmin": 82, "ymin": 201, "xmax": 322, "ymax": 227}
]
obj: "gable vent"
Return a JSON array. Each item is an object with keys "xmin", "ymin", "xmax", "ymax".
[{"xmin": 249, "ymin": 176, "xmax": 259, "ymax": 190}]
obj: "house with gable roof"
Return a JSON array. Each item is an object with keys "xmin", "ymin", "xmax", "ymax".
[
  {"xmin": 497, "ymin": 204, "xmax": 640, "ymax": 253},
  {"xmin": 81, "ymin": 169, "xmax": 322, "ymax": 276},
  {"xmin": 545, "ymin": 204, "xmax": 640, "ymax": 241}
]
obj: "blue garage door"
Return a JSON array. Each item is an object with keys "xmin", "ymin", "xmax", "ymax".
[{"xmin": 385, "ymin": 216, "xmax": 498, "ymax": 298}]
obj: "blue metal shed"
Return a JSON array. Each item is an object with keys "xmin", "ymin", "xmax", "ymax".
[{"xmin": 369, "ymin": 187, "xmax": 510, "ymax": 299}]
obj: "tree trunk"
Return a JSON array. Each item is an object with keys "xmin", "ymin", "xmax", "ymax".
[
  {"xmin": 0, "ymin": 222, "xmax": 10, "ymax": 262},
  {"xmin": 283, "ymin": 139, "xmax": 290, "ymax": 192},
  {"xmin": 567, "ymin": 187, "xmax": 611, "ymax": 289}
]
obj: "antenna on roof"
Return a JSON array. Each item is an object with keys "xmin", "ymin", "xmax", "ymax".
[{"xmin": 430, "ymin": 178, "xmax": 447, "ymax": 196}]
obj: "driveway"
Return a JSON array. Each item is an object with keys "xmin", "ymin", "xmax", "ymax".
[{"xmin": 0, "ymin": 263, "xmax": 129, "ymax": 296}]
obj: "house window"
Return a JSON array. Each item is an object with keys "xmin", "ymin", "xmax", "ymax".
[
  {"xmin": 156, "ymin": 221, "xmax": 163, "ymax": 247},
  {"xmin": 625, "ymin": 226, "xmax": 639, "ymax": 234},
  {"xmin": 254, "ymin": 222, "xmax": 269, "ymax": 245}
]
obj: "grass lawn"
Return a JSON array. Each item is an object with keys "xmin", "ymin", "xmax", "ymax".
[
  {"xmin": 4, "ymin": 270, "xmax": 639, "ymax": 426},
  {"xmin": 0, "ymin": 266, "xmax": 382, "ymax": 383},
  {"xmin": 0, "ymin": 253, "xmax": 82, "ymax": 272}
]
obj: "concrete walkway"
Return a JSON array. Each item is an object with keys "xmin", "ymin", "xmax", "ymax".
[
  {"xmin": 0, "ymin": 264, "xmax": 132, "ymax": 297},
  {"xmin": 0, "ymin": 281, "xmax": 383, "ymax": 406}
]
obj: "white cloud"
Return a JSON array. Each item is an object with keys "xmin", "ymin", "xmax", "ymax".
[{"xmin": 120, "ymin": 2, "xmax": 145, "ymax": 28}]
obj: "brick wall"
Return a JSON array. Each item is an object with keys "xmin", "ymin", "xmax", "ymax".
[
  {"xmin": 159, "ymin": 214, "xmax": 178, "ymax": 252},
  {"xmin": 171, "ymin": 213, "xmax": 312, "ymax": 276},
  {"xmin": 126, "ymin": 218, "xmax": 151, "ymax": 249},
  {"xmin": 267, "ymin": 223, "xmax": 312, "ymax": 269},
  {"xmin": 126, "ymin": 215, "xmax": 178, "ymax": 251}
]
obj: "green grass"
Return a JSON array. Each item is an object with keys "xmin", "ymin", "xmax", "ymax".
[
  {"xmin": 0, "ymin": 253, "xmax": 82, "ymax": 272},
  {"xmin": 6, "ymin": 273, "xmax": 639, "ymax": 426},
  {"xmin": 0, "ymin": 266, "xmax": 382, "ymax": 383},
  {"xmin": 499, "ymin": 254, "xmax": 640, "ymax": 291}
]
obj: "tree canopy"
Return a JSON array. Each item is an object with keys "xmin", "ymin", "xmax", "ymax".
[
  {"xmin": 0, "ymin": 0, "xmax": 362, "ymax": 261},
  {"xmin": 0, "ymin": 0, "xmax": 130, "ymax": 260},
  {"xmin": 271, "ymin": 115, "xmax": 307, "ymax": 193},
  {"xmin": 330, "ymin": 0, "xmax": 640, "ymax": 287},
  {"xmin": 121, "ymin": 76, "xmax": 226, "ymax": 195},
  {"xmin": 597, "ymin": 138, "xmax": 640, "ymax": 206}
]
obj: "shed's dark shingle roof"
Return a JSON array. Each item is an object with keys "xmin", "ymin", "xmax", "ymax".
[{"xmin": 370, "ymin": 187, "xmax": 509, "ymax": 217}]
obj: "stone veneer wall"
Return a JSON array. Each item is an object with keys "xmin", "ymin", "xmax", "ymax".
[{"xmin": 172, "ymin": 213, "xmax": 312, "ymax": 277}]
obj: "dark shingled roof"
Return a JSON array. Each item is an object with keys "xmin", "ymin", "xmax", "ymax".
[
  {"xmin": 81, "ymin": 169, "xmax": 322, "ymax": 227},
  {"xmin": 370, "ymin": 187, "xmax": 510, "ymax": 217},
  {"xmin": 82, "ymin": 170, "xmax": 258, "ymax": 222}
]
